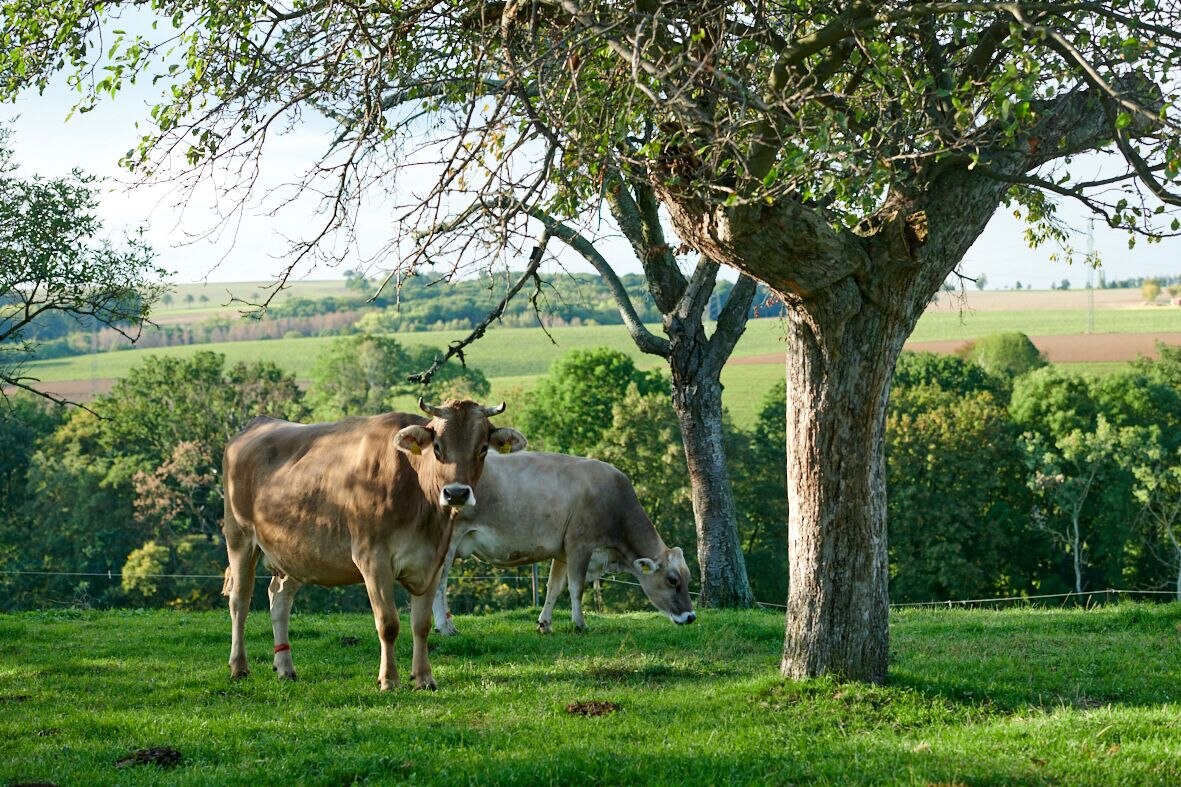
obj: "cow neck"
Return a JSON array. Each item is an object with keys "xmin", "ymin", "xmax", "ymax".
[{"xmin": 617, "ymin": 508, "xmax": 667, "ymax": 565}]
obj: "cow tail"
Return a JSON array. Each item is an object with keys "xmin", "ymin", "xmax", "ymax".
[{"xmin": 221, "ymin": 567, "xmax": 234, "ymax": 597}]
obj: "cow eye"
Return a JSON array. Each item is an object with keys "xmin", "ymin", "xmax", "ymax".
[
  {"xmin": 478, "ymin": 444, "xmax": 489, "ymax": 457},
  {"xmin": 433, "ymin": 443, "xmax": 444, "ymax": 460},
  {"xmin": 666, "ymin": 574, "xmax": 678, "ymax": 587}
]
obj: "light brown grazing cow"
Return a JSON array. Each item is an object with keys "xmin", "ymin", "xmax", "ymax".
[
  {"xmin": 221, "ymin": 398, "xmax": 526, "ymax": 691},
  {"xmin": 433, "ymin": 451, "xmax": 696, "ymax": 635}
]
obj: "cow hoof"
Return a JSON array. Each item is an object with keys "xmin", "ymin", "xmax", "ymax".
[
  {"xmin": 378, "ymin": 680, "xmax": 398, "ymax": 692},
  {"xmin": 230, "ymin": 665, "xmax": 249, "ymax": 680},
  {"xmin": 537, "ymin": 621, "xmax": 552, "ymax": 635},
  {"xmin": 435, "ymin": 623, "xmax": 460, "ymax": 637},
  {"xmin": 278, "ymin": 671, "xmax": 298, "ymax": 681},
  {"xmin": 414, "ymin": 678, "xmax": 438, "ymax": 691},
  {"xmin": 573, "ymin": 626, "xmax": 588, "ymax": 634}
]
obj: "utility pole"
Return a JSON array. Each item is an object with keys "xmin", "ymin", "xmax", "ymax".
[{"xmin": 1086, "ymin": 219, "xmax": 1096, "ymax": 334}]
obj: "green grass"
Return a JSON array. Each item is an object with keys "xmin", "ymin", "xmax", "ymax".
[
  {"xmin": 30, "ymin": 302, "xmax": 1177, "ymax": 384},
  {"xmin": 155, "ymin": 280, "xmax": 356, "ymax": 317},
  {"xmin": 909, "ymin": 307, "xmax": 1181, "ymax": 342},
  {"xmin": 2, "ymin": 604, "xmax": 1180, "ymax": 785}
]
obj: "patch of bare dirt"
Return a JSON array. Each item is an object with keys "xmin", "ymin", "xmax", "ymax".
[
  {"xmin": 115, "ymin": 747, "xmax": 183, "ymax": 770},
  {"xmin": 565, "ymin": 700, "xmax": 620, "ymax": 717},
  {"xmin": 729, "ymin": 332, "xmax": 1181, "ymax": 366}
]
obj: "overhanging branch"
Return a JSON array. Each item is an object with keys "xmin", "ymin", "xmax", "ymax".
[{"xmin": 407, "ymin": 235, "xmax": 551, "ymax": 385}]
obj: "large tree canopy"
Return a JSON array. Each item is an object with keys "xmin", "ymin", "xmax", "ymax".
[{"xmin": 6, "ymin": 1, "xmax": 1181, "ymax": 682}]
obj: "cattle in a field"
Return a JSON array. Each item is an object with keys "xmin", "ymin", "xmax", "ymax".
[
  {"xmin": 432, "ymin": 451, "xmax": 696, "ymax": 634},
  {"xmin": 221, "ymin": 398, "xmax": 526, "ymax": 690}
]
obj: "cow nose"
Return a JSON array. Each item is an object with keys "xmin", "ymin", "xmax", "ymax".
[
  {"xmin": 686, "ymin": 611, "xmax": 696, "ymax": 624},
  {"xmin": 442, "ymin": 484, "xmax": 472, "ymax": 507}
]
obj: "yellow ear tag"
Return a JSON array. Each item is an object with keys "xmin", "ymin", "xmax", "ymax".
[
  {"xmin": 498, "ymin": 442, "xmax": 513, "ymax": 454},
  {"xmin": 641, "ymin": 563, "xmax": 653, "ymax": 574},
  {"xmin": 410, "ymin": 443, "xmax": 422, "ymax": 455}
]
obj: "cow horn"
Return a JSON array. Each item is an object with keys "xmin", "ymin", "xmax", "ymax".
[
  {"xmin": 480, "ymin": 402, "xmax": 506, "ymax": 417},
  {"xmin": 418, "ymin": 398, "xmax": 450, "ymax": 418}
]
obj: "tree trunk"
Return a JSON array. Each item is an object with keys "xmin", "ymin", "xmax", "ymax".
[
  {"xmin": 672, "ymin": 372, "xmax": 754, "ymax": 608},
  {"xmin": 1175, "ymin": 552, "xmax": 1180, "ymax": 602},
  {"xmin": 778, "ymin": 285, "xmax": 904, "ymax": 683},
  {"xmin": 657, "ymin": 156, "xmax": 1033, "ymax": 682},
  {"xmin": 1070, "ymin": 514, "xmax": 1084, "ymax": 595}
]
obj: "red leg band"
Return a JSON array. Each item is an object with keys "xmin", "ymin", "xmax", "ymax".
[{"xmin": 274, "ymin": 643, "xmax": 291, "ymax": 654}]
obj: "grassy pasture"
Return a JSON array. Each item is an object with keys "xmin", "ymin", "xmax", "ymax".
[
  {"xmin": 2, "ymin": 604, "xmax": 1180, "ymax": 785},
  {"xmin": 910, "ymin": 306, "xmax": 1181, "ymax": 342},
  {"xmin": 31, "ymin": 294, "xmax": 1180, "ymax": 383}
]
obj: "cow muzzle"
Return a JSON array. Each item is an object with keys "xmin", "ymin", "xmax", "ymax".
[
  {"xmin": 670, "ymin": 610, "xmax": 696, "ymax": 625},
  {"xmin": 441, "ymin": 484, "xmax": 474, "ymax": 508}
]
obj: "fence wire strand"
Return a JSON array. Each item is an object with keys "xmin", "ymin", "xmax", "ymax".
[{"xmin": 1, "ymin": 569, "xmax": 1177, "ymax": 609}]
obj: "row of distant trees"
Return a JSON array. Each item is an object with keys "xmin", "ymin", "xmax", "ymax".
[
  {"xmin": 13, "ymin": 271, "xmax": 790, "ymax": 361},
  {"xmin": 4, "ymin": 332, "xmax": 1181, "ymax": 612},
  {"xmin": 23, "ymin": 266, "xmax": 1177, "ymax": 365}
]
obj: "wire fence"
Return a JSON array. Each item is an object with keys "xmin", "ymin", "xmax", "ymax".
[{"xmin": 3, "ymin": 568, "xmax": 1179, "ymax": 611}]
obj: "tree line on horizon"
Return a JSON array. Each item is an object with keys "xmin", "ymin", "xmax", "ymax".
[
  {"xmin": 10, "ymin": 271, "xmax": 788, "ymax": 362},
  {"xmin": 3, "ymin": 333, "xmax": 1180, "ymax": 614}
]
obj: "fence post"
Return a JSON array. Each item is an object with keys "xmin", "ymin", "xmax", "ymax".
[{"xmin": 531, "ymin": 563, "xmax": 539, "ymax": 608}]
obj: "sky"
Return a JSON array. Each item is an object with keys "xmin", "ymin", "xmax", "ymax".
[{"xmin": 7, "ymin": 81, "xmax": 1180, "ymax": 292}]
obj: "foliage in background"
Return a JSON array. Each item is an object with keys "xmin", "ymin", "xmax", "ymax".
[
  {"xmin": 5, "ymin": 337, "xmax": 1181, "ymax": 611},
  {"xmin": 0, "ymin": 352, "xmax": 307, "ymax": 609},
  {"xmin": 887, "ymin": 386, "xmax": 1039, "ymax": 602},
  {"xmin": 516, "ymin": 348, "xmax": 665, "ymax": 456},
  {"xmin": 961, "ymin": 332, "xmax": 1047, "ymax": 381},
  {"xmin": 0, "ymin": 127, "xmax": 166, "ymax": 403},
  {"xmin": 306, "ymin": 334, "xmax": 489, "ymax": 421}
]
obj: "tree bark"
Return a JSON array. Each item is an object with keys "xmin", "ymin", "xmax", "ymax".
[
  {"xmin": 658, "ymin": 166, "xmax": 1015, "ymax": 680},
  {"xmin": 603, "ymin": 183, "xmax": 759, "ymax": 607},
  {"xmin": 778, "ymin": 284, "xmax": 907, "ymax": 682},
  {"xmin": 670, "ymin": 340, "xmax": 755, "ymax": 608}
]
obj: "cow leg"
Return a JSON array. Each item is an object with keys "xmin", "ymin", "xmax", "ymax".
[
  {"xmin": 268, "ymin": 573, "xmax": 302, "ymax": 680},
  {"xmin": 224, "ymin": 538, "xmax": 259, "ymax": 680},
  {"xmin": 410, "ymin": 580, "xmax": 440, "ymax": 690},
  {"xmin": 593, "ymin": 578, "xmax": 604, "ymax": 613},
  {"xmin": 357, "ymin": 560, "xmax": 400, "ymax": 691},
  {"xmin": 566, "ymin": 549, "xmax": 594, "ymax": 632},
  {"xmin": 537, "ymin": 559, "xmax": 568, "ymax": 634},
  {"xmin": 432, "ymin": 541, "xmax": 460, "ymax": 637}
]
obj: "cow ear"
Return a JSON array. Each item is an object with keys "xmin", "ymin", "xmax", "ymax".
[
  {"xmin": 489, "ymin": 427, "xmax": 527, "ymax": 454},
  {"xmin": 394, "ymin": 425, "xmax": 434, "ymax": 456},
  {"xmin": 633, "ymin": 558, "xmax": 659, "ymax": 575}
]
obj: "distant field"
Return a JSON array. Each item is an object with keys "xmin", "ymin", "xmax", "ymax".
[
  {"xmin": 22, "ymin": 287, "xmax": 1179, "ymax": 430},
  {"xmin": 909, "ymin": 307, "xmax": 1181, "ymax": 341}
]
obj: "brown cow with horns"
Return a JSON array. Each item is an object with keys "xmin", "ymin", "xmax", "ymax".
[{"xmin": 220, "ymin": 398, "xmax": 526, "ymax": 690}]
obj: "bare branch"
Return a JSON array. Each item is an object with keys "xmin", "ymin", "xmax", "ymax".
[{"xmin": 407, "ymin": 236, "xmax": 551, "ymax": 386}]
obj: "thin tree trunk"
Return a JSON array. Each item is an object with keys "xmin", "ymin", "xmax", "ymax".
[
  {"xmin": 1071, "ymin": 514, "xmax": 1084, "ymax": 595},
  {"xmin": 1165, "ymin": 528, "xmax": 1181, "ymax": 601},
  {"xmin": 1175, "ymin": 554, "xmax": 1180, "ymax": 602},
  {"xmin": 529, "ymin": 194, "xmax": 758, "ymax": 607},
  {"xmin": 672, "ymin": 373, "xmax": 754, "ymax": 608}
]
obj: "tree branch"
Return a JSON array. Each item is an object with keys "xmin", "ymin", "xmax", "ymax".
[
  {"xmin": 407, "ymin": 236, "xmax": 551, "ymax": 385},
  {"xmin": 520, "ymin": 204, "xmax": 670, "ymax": 357},
  {"xmin": 704, "ymin": 272, "xmax": 757, "ymax": 370}
]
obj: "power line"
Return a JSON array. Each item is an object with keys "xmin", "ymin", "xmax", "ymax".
[{"xmin": 3, "ymin": 570, "xmax": 1176, "ymax": 609}]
